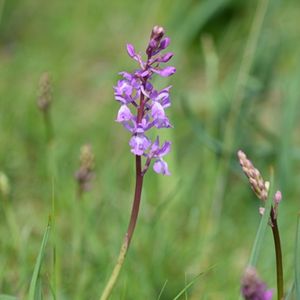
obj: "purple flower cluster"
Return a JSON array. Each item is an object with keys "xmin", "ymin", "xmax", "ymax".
[
  {"xmin": 241, "ymin": 267, "xmax": 273, "ymax": 300},
  {"xmin": 114, "ymin": 26, "xmax": 176, "ymax": 175}
]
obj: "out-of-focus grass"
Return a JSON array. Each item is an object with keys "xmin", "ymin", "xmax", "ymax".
[{"xmin": 1, "ymin": 0, "xmax": 300, "ymax": 299}]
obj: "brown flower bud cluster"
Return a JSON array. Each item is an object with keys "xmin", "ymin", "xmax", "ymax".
[
  {"xmin": 37, "ymin": 72, "xmax": 52, "ymax": 112},
  {"xmin": 237, "ymin": 150, "xmax": 268, "ymax": 201},
  {"xmin": 75, "ymin": 144, "xmax": 95, "ymax": 196}
]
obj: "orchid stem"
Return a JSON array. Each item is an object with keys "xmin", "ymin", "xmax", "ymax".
[{"xmin": 100, "ymin": 155, "xmax": 144, "ymax": 300}]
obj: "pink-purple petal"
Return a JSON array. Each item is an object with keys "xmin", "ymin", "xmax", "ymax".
[
  {"xmin": 158, "ymin": 52, "xmax": 174, "ymax": 63},
  {"xmin": 159, "ymin": 37, "xmax": 170, "ymax": 50},
  {"xmin": 152, "ymin": 66, "xmax": 176, "ymax": 77},
  {"xmin": 116, "ymin": 105, "xmax": 133, "ymax": 122},
  {"xmin": 126, "ymin": 44, "xmax": 136, "ymax": 58},
  {"xmin": 151, "ymin": 102, "xmax": 165, "ymax": 120},
  {"xmin": 153, "ymin": 159, "xmax": 170, "ymax": 175}
]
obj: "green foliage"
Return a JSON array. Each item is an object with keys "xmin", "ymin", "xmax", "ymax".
[
  {"xmin": 28, "ymin": 219, "xmax": 51, "ymax": 300},
  {"xmin": 0, "ymin": 0, "xmax": 300, "ymax": 299}
]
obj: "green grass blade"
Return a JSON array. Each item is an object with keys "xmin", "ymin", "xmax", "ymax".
[
  {"xmin": 248, "ymin": 172, "xmax": 274, "ymax": 267},
  {"xmin": 157, "ymin": 280, "xmax": 168, "ymax": 300},
  {"xmin": 284, "ymin": 281, "xmax": 295, "ymax": 300},
  {"xmin": 295, "ymin": 213, "xmax": 300, "ymax": 299},
  {"xmin": 28, "ymin": 218, "xmax": 51, "ymax": 300},
  {"xmin": 0, "ymin": 296, "xmax": 18, "ymax": 300},
  {"xmin": 172, "ymin": 272, "xmax": 204, "ymax": 300}
]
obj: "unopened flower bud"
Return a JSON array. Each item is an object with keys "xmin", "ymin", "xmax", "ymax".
[
  {"xmin": 146, "ymin": 26, "xmax": 165, "ymax": 57},
  {"xmin": 150, "ymin": 26, "xmax": 165, "ymax": 41},
  {"xmin": 259, "ymin": 207, "xmax": 265, "ymax": 216},
  {"xmin": 274, "ymin": 190, "xmax": 282, "ymax": 205},
  {"xmin": 272, "ymin": 190, "xmax": 282, "ymax": 219}
]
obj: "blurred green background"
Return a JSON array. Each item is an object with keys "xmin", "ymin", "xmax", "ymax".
[{"xmin": 1, "ymin": 0, "xmax": 300, "ymax": 299}]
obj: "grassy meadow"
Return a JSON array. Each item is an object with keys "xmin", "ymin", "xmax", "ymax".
[{"xmin": 1, "ymin": 0, "xmax": 300, "ymax": 299}]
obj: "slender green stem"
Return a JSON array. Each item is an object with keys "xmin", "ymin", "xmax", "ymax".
[
  {"xmin": 100, "ymin": 155, "xmax": 144, "ymax": 300},
  {"xmin": 51, "ymin": 180, "xmax": 57, "ymax": 300},
  {"xmin": 270, "ymin": 207, "xmax": 284, "ymax": 300},
  {"xmin": 43, "ymin": 111, "xmax": 54, "ymax": 144}
]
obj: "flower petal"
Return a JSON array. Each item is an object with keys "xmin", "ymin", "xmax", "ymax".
[
  {"xmin": 129, "ymin": 134, "xmax": 151, "ymax": 156},
  {"xmin": 157, "ymin": 52, "xmax": 173, "ymax": 63},
  {"xmin": 153, "ymin": 159, "xmax": 170, "ymax": 175},
  {"xmin": 116, "ymin": 105, "xmax": 133, "ymax": 122},
  {"xmin": 159, "ymin": 37, "xmax": 170, "ymax": 50},
  {"xmin": 151, "ymin": 102, "xmax": 165, "ymax": 120},
  {"xmin": 152, "ymin": 66, "xmax": 176, "ymax": 77},
  {"xmin": 126, "ymin": 44, "xmax": 136, "ymax": 58}
]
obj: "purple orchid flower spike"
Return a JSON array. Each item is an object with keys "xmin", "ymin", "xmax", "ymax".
[{"xmin": 114, "ymin": 25, "xmax": 175, "ymax": 176}]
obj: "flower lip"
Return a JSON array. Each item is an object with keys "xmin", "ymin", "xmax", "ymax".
[
  {"xmin": 129, "ymin": 134, "xmax": 151, "ymax": 156},
  {"xmin": 116, "ymin": 105, "xmax": 133, "ymax": 122},
  {"xmin": 153, "ymin": 159, "xmax": 170, "ymax": 176}
]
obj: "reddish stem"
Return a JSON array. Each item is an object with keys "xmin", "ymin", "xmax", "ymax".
[
  {"xmin": 270, "ymin": 207, "xmax": 284, "ymax": 300},
  {"xmin": 126, "ymin": 155, "xmax": 144, "ymax": 246}
]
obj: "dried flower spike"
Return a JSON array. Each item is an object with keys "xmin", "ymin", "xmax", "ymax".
[
  {"xmin": 237, "ymin": 150, "xmax": 268, "ymax": 201},
  {"xmin": 114, "ymin": 25, "xmax": 176, "ymax": 175},
  {"xmin": 37, "ymin": 72, "xmax": 52, "ymax": 112},
  {"xmin": 75, "ymin": 144, "xmax": 95, "ymax": 196},
  {"xmin": 241, "ymin": 267, "xmax": 273, "ymax": 300}
]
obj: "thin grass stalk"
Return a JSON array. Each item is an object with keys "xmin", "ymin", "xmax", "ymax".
[
  {"xmin": 295, "ymin": 213, "xmax": 300, "ymax": 299},
  {"xmin": 51, "ymin": 179, "xmax": 57, "ymax": 300},
  {"xmin": 44, "ymin": 111, "xmax": 54, "ymax": 145}
]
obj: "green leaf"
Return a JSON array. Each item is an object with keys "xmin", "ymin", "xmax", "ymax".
[
  {"xmin": 295, "ymin": 213, "xmax": 300, "ymax": 299},
  {"xmin": 28, "ymin": 218, "xmax": 51, "ymax": 300},
  {"xmin": 248, "ymin": 172, "xmax": 274, "ymax": 267}
]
